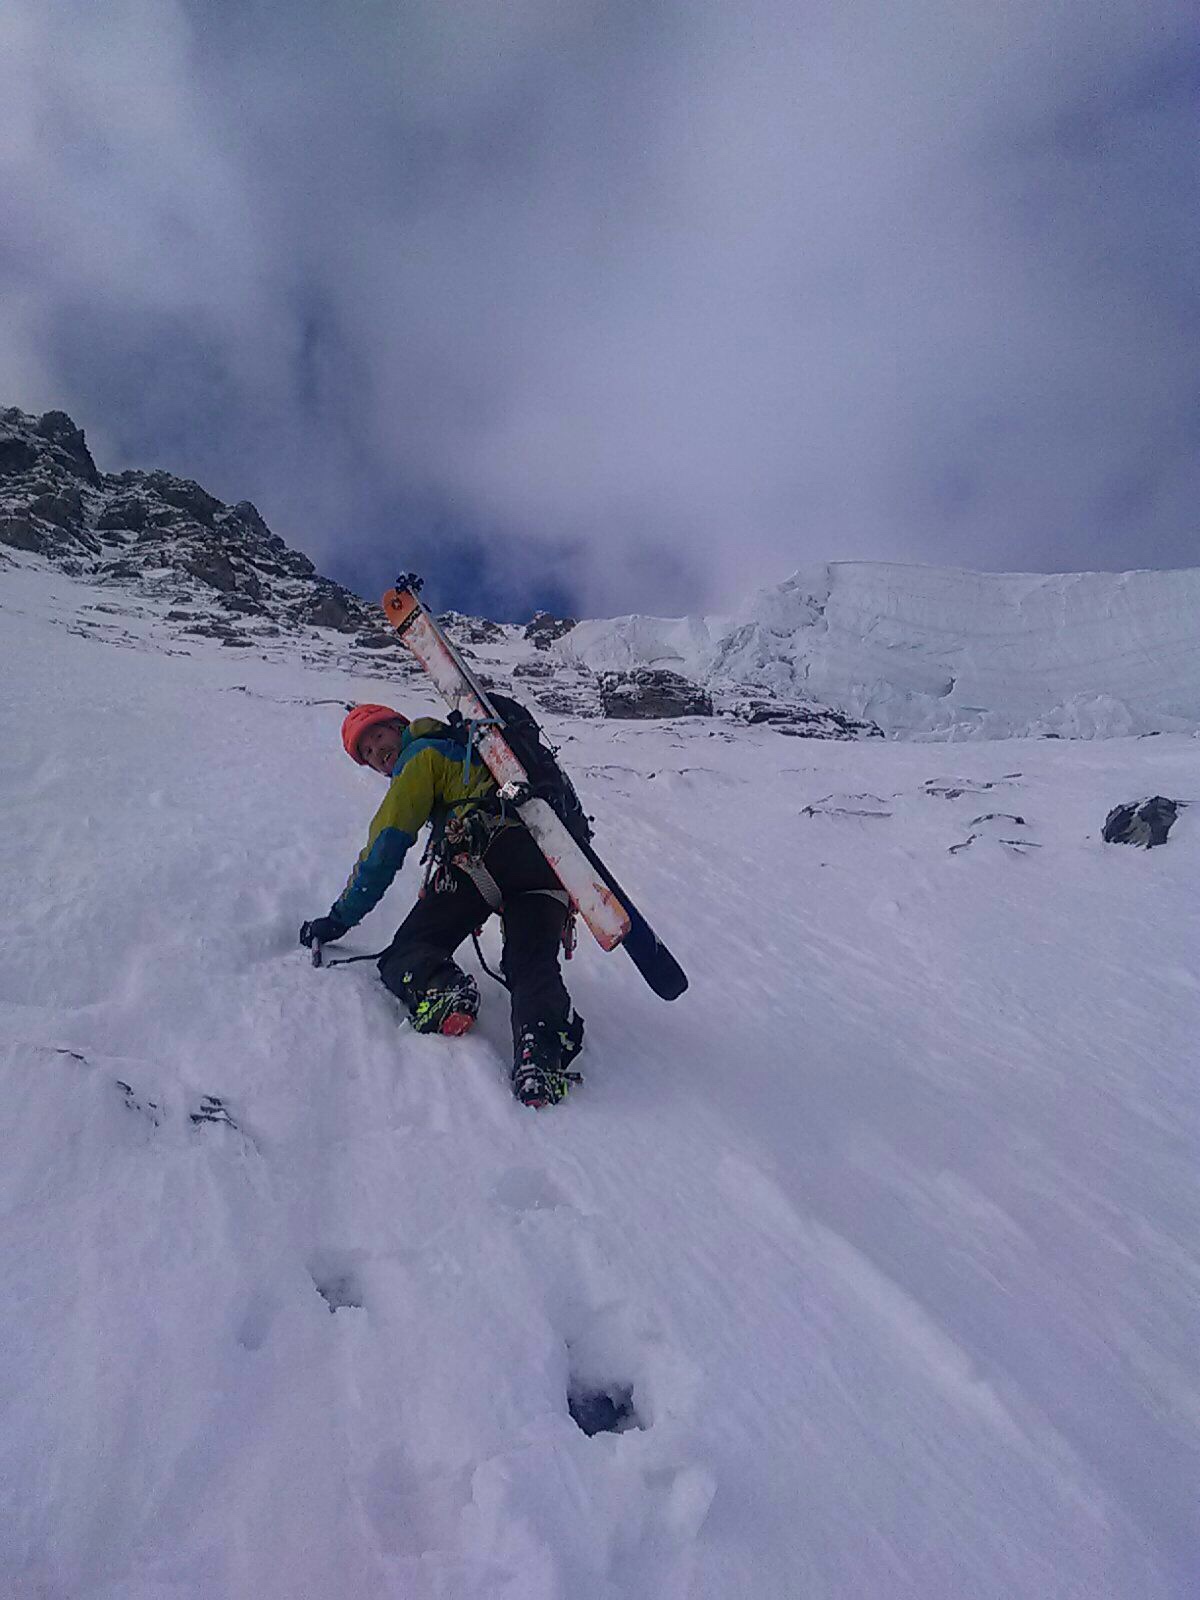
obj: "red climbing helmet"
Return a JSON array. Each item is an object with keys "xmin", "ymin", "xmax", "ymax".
[{"xmin": 341, "ymin": 703, "xmax": 408, "ymax": 764}]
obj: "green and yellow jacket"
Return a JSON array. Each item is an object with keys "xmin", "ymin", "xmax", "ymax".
[{"xmin": 330, "ymin": 718, "xmax": 497, "ymax": 929}]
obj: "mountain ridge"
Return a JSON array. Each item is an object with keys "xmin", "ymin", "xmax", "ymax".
[{"xmin": 5, "ymin": 403, "xmax": 1197, "ymax": 740}]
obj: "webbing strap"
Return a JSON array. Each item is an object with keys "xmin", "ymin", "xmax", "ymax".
[
  {"xmin": 456, "ymin": 858, "xmax": 504, "ymax": 911},
  {"xmin": 454, "ymin": 863, "xmax": 568, "ymax": 915},
  {"xmin": 518, "ymin": 887, "xmax": 571, "ymax": 908}
]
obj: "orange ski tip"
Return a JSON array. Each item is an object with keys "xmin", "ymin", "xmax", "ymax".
[{"xmin": 381, "ymin": 587, "xmax": 419, "ymax": 627}]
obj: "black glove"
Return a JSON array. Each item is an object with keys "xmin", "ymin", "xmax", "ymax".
[{"xmin": 300, "ymin": 914, "xmax": 347, "ymax": 949}]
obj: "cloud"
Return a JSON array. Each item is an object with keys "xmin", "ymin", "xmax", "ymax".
[{"xmin": 2, "ymin": 0, "xmax": 1197, "ymax": 618}]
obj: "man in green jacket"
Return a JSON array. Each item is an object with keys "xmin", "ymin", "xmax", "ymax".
[{"xmin": 300, "ymin": 703, "xmax": 583, "ymax": 1107}]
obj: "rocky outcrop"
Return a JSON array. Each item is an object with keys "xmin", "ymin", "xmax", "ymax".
[
  {"xmin": 0, "ymin": 405, "xmax": 379, "ymax": 650},
  {"xmin": 724, "ymin": 696, "xmax": 883, "ymax": 740},
  {"xmin": 599, "ymin": 669, "xmax": 714, "ymax": 720},
  {"xmin": 298, "ymin": 584, "xmax": 358, "ymax": 632},
  {"xmin": 525, "ymin": 611, "xmax": 577, "ymax": 651},
  {"xmin": 1, "ymin": 407, "xmax": 102, "ymax": 559},
  {"xmin": 0, "ymin": 404, "xmax": 906, "ymax": 739},
  {"xmin": 439, "ymin": 612, "xmax": 506, "ymax": 645},
  {"xmin": 1102, "ymin": 797, "xmax": 1182, "ymax": 848}
]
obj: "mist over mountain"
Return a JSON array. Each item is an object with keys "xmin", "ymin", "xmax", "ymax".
[{"xmin": 4, "ymin": 403, "xmax": 1198, "ymax": 741}]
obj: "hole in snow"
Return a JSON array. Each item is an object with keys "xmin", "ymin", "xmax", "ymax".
[
  {"xmin": 312, "ymin": 1271, "xmax": 363, "ymax": 1313},
  {"xmin": 308, "ymin": 1250, "xmax": 366, "ymax": 1314},
  {"xmin": 567, "ymin": 1383, "xmax": 642, "ymax": 1436}
]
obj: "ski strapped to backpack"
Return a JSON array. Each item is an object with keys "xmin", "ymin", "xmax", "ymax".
[
  {"xmin": 380, "ymin": 575, "xmax": 688, "ymax": 1001},
  {"xmin": 443, "ymin": 690, "xmax": 594, "ymax": 846}
]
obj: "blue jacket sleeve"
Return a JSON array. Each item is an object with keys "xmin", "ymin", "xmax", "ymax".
[{"xmin": 330, "ymin": 827, "xmax": 416, "ymax": 928}]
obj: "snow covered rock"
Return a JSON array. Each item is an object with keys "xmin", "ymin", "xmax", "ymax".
[
  {"xmin": 525, "ymin": 610, "xmax": 578, "ymax": 650},
  {"xmin": 438, "ymin": 611, "xmax": 508, "ymax": 645},
  {"xmin": 724, "ymin": 695, "xmax": 883, "ymax": 740},
  {"xmin": 599, "ymin": 668, "xmax": 714, "ymax": 719},
  {"xmin": 0, "ymin": 404, "xmax": 377, "ymax": 653},
  {"xmin": 1102, "ymin": 796, "xmax": 1182, "ymax": 848}
]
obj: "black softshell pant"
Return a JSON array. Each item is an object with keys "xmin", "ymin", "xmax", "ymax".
[{"xmin": 378, "ymin": 825, "xmax": 571, "ymax": 1050}]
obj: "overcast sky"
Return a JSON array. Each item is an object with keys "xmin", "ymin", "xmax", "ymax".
[{"xmin": 2, "ymin": 1, "xmax": 1197, "ymax": 619}]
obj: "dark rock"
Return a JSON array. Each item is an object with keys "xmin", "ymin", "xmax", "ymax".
[
  {"xmin": 599, "ymin": 669, "xmax": 713, "ymax": 720},
  {"xmin": 28, "ymin": 486, "xmax": 83, "ymax": 529},
  {"xmin": 33, "ymin": 411, "xmax": 100, "ymax": 483},
  {"xmin": 143, "ymin": 471, "xmax": 222, "ymax": 525},
  {"xmin": 534, "ymin": 687, "xmax": 601, "ymax": 718},
  {"xmin": 301, "ymin": 586, "xmax": 359, "ymax": 632},
  {"xmin": 218, "ymin": 592, "xmax": 265, "ymax": 614},
  {"xmin": 727, "ymin": 696, "xmax": 883, "ymax": 740},
  {"xmin": 1102, "ymin": 797, "xmax": 1182, "ymax": 849},
  {"xmin": 525, "ymin": 611, "xmax": 577, "ymax": 650},
  {"xmin": 513, "ymin": 658, "xmax": 555, "ymax": 679},
  {"xmin": 0, "ymin": 514, "xmax": 50, "ymax": 552},
  {"xmin": 0, "ymin": 436, "xmax": 40, "ymax": 476},
  {"xmin": 182, "ymin": 619, "xmax": 250, "ymax": 643},
  {"xmin": 278, "ymin": 548, "xmax": 316, "ymax": 578},
  {"xmin": 228, "ymin": 500, "xmax": 273, "ymax": 540},
  {"xmin": 438, "ymin": 611, "xmax": 505, "ymax": 645},
  {"xmin": 96, "ymin": 497, "xmax": 150, "ymax": 532},
  {"xmin": 182, "ymin": 547, "xmax": 241, "ymax": 593},
  {"xmin": 0, "ymin": 400, "xmax": 451, "ymax": 662}
]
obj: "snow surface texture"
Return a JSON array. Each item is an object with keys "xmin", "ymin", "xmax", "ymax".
[
  {"xmin": 558, "ymin": 562, "xmax": 1200, "ymax": 740},
  {"xmin": 2, "ymin": 559, "xmax": 1198, "ymax": 1599}
]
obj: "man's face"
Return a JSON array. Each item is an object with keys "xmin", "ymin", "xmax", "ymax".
[{"xmin": 357, "ymin": 719, "xmax": 406, "ymax": 776}]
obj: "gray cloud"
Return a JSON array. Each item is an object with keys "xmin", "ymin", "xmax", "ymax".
[{"xmin": 2, "ymin": 0, "xmax": 1197, "ymax": 617}]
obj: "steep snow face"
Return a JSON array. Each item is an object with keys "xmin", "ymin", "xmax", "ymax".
[
  {"xmin": 559, "ymin": 562, "xmax": 1200, "ymax": 739},
  {"xmin": 1, "ymin": 559, "xmax": 1198, "ymax": 1599}
]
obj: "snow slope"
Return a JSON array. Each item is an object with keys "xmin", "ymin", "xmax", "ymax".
[
  {"xmin": 2, "ymin": 559, "xmax": 1198, "ymax": 1599},
  {"xmin": 559, "ymin": 562, "xmax": 1200, "ymax": 739}
]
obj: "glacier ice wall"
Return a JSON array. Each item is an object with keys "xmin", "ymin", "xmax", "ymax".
[{"xmin": 558, "ymin": 562, "xmax": 1200, "ymax": 739}]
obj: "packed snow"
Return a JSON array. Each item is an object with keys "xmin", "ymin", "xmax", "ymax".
[
  {"xmin": 1, "ymin": 558, "xmax": 1197, "ymax": 1599},
  {"xmin": 559, "ymin": 562, "xmax": 1200, "ymax": 739}
]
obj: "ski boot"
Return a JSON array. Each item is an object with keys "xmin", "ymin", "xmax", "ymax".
[
  {"xmin": 512, "ymin": 1020, "xmax": 580, "ymax": 1109},
  {"xmin": 410, "ymin": 974, "xmax": 481, "ymax": 1036}
]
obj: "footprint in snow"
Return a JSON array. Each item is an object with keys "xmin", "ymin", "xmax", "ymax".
[
  {"xmin": 490, "ymin": 1165, "xmax": 573, "ymax": 1214},
  {"xmin": 308, "ymin": 1247, "xmax": 367, "ymax": 1314},
  {"xmin": 236, "ymin": 1287, "xmax": 280, "ymax": 1352}
]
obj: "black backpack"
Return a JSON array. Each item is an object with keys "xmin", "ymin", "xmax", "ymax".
[{"xmin": 448, "ymin": 692, "xmax": 594, "ymax": 845}]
